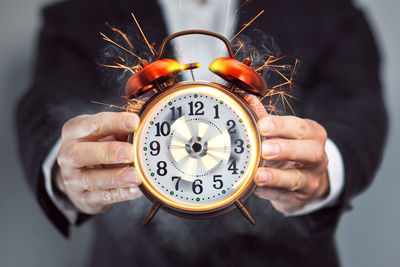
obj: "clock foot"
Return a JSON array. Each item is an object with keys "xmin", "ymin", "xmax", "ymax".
[
  {"xmin": 235, "ymin": 200, "xmax": 256, "ymax": 225},
  {"xmin": 141, "ymin": 202, "xmax": 161, "ymax": 227}
]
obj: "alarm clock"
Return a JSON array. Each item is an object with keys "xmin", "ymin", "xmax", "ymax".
[{"xmin": 125, "ymin": 30, "xmax": 267, "ymax": 227}]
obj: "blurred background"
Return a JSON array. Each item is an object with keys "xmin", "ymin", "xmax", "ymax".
[{"xmin": 0, "ymin": 0, "xmax": 398, "ymax": 266}]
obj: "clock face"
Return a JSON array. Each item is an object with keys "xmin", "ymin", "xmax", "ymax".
[{"xmin": 133, "ymin": 82, "xmax": 260, "ymax": 213}]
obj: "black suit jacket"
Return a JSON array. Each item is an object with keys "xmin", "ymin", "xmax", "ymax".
[{"xmin": 16, "ymin": 0, "xmax": 387, "ymax": 266}]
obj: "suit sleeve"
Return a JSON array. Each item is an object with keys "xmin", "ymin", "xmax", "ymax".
[
  {"xmin": 302, "ymin": 7, "xmax": 388, "ymax": 209},
  {"xmin": 15, "ymin": 4, "xmax": 107, "ymax": 236}
]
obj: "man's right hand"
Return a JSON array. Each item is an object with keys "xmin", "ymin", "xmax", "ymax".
[{"xmin": 56, "ymin": 112, "xmax": 142, "ymax": 215}]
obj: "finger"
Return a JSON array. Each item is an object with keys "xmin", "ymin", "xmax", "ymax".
[
  {"xmin": 262, "ymin": 139, "xmax": 325, "ymax": 163},
  {"xmin": 58, "ymin": 141, "xmax": 134, "ymax": 167},
  {"xmin": 76, "ymin": 167, "xmax": 141, "ymax": 191},
  {"xmin": 244, "ymin": 94, "xmax": 268, "ymax": 120},
  {"xmin": 253, "ymin": 186, "xmax": 294, "ymax": 202},
  {"xmin": 62, "ymin": 112, "xmax": 139, "ymax": 141},
  {"xmin": 254, "ymin": 187, "xmax": 306, "ymax": 213},
  {"xmin": 258, "ymin": 115, "xmax": 326, "ymax": 140},
  {"xmin": 254, "ymin": 167, "xmax": 307, "ymax": 192},
  {"xmin": 87, "ymin": 186, "xmax": 143, "ymax": 206}
]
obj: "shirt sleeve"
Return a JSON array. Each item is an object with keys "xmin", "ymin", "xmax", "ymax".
[
  {"xmin": 284, "ymin": 138, "xmax": 345, "ymax": 217},
  {"xmin": 42, "ymin": 138, "xmax": 78, "ymax": 224}
]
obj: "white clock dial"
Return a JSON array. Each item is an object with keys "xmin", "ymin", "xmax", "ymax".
[{"xmin": 134, "ymin": 83, "xmax": 260, "ymax": 212}]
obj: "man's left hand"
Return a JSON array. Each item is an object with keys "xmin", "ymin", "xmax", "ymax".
[{"xmin": 245, "ymin": 95, "xmax": 330, "ymax": 214}]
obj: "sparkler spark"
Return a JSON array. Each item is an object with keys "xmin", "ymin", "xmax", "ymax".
[
  {"xmin": 105, "ymin": 22, "xmax": 134, "ymax": 49},
  {"xmin": 91, "ymin": 98, "xmax": 146, "ymax": 114},
  {"xmin": 230, "ymin": 10, "xmax": 264, "ymax": 41},
  {"xmin": 100, "ymin": 32, "xmax": 142, "ymax": 60},
  {"xmin": 131, "ymin": 12, "xmax": 157, "ymax": 55}
]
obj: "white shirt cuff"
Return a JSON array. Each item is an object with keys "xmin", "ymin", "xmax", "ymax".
[
  {"xmin": 284, "ymin": 138, "xmax": 345, "ymax": 216},
  {"xmin": 42, "ymin": 138, "xmax": 79, "ymax": 224}
]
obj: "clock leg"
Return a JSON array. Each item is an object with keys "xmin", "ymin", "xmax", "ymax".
[
  {"xmin": 235, "ymin": 200, "xmax": 256, "ymax": 225},
  {"xmin": 141, "ymin": 201, "xmax": 161, "ymax": 227}
]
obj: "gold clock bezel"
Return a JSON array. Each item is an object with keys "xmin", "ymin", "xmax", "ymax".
[{"xmin": 133, "ymin": 81, "xmax": 261, "ymax": 213}]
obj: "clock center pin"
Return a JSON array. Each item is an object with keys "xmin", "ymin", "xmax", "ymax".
[{"xmin": 191, "ymin": 142, "xmax": 202, "ymax": 153}]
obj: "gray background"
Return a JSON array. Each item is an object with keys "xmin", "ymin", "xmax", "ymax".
[{"xmin": 0, "ymin": 0, "xmax": 398, "ymax": 266}]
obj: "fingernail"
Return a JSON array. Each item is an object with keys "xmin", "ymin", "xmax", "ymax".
[
  {"xmin": 263, "ymin": 141, "xmax": 280, "ymax": 156},
  {"xmin": 257, "ymin": 169, "xmax": 272, "ymax": 184},
  {"xmin": 124, "ymin": 114, "xmax": 138, "ymax": 130},
  {"xmin": 260, "ymin": 118, "xmax": 274, "ymax": 134},
  {"xmin": 117, "ymin": 145, "xmax": 134, "ymax": 161},
  {"xmin": 123, "ymin": 168, "xmax": 137, "ymax": 183}
]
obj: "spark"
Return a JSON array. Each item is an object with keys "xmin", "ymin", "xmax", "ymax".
[
  {"xmin": 113, "ymin": 62, "xmax": 136, "ymax": 75},
  {"xmin": 233, "ymin": 0, "xmax": 253, "ymax": 18},
  {"xmin": 126, "ymin": 98, "xmax": 146, "ymax": 113},
  {"xmin": 90, "ymin": 101, "xmax": 128, "ymax": 111},
  {"xmin": 100, "ymin": 32, "xmax": 142, "ymax": 60},
  {"xmin": 230, "ymin": 10, "xmax": 264, "ymax": 41},
  {"xmin": 105, "ymin": 22, "xmax": 134, "ymax": 49},
  {"xmin": 255, "ymin": 56, "xmax": 287, "ymax": 72},
  {"xmin": 91, "ymin": 99, "xmax": 146, "ymax": 114},
  {"xmin": 131, "ymin": 12, "xmax": 156, "ymax": 55},
  {"xmin": 97, "ymin": 60, "xmax": 141, "ymax": 74},
  {"xmin": 234, "ymin": 39, "xmax": 245, "ymax": 56}
]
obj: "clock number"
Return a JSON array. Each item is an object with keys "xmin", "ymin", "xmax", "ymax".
[
  {"xmin": 226, "ymin": 120, "xmax": 236, "ymax": 134},
  {"xmin": 213, "ymin": 175, "xmax": 223, "ymax": 189},
  {"xmin": 188, "ymin": 101, "xmax": 204, "ymax": 116},
  {"xmin": 170, "ymin": 106, "xmax": 182, "ymax": 120},
  {"xmin": 234, "ymin": 139, "xmax": 244, "ymax": 154},
  {"xmin": 213, "ymin": 104, "xmax": 219, "ymax": 119},
  {"xmin": 155, "ymin": 122, "xmax": 170, "ymax": 136},
  {"xmin": 156, "ymin": 161, "xmax": 167, "ymax": 176},
  {"xmin": 228, "ymin": 160, "xmax": 238, "ymax": 174},
  {"xmin": 149, "ymin": 141, "xmax": 160, "ymax": 156},
  {"xmin": 172, "ymin": 176, "xmax": 181, "ymax": 190},
  {"xmin": 192, "ymin": 179, "xmax": 203, "ymax": 194}
]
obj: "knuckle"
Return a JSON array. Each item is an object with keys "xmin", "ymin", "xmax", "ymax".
[
  {"xmin": 111, "ymin": 188, "xmax": 127, "ymax": 202},
  {"xmin": 105, "ymin": 142, "xmax": 120, "ymax": 162},
  {"xmin": 103, "ymin": 190, "xmax": 114, "ymax": 202},
  {"xmin": 285, "ymin": 142, "xmax": 296, "ymax": 160},
  {"xmin": 66, "ymin": 143, "xmax": 81, "ymax": 166},
  {"xmin": 315, "ymin": 123, "xmax": 328, "ymax": 141},
  {"xmin": 80, "ymin": 173, "xmax": 93, "ymax": 191},
  {"xmin": 313, "ymin": 145, "xmax": 325, "ymax": 162},
  {"xmin": 89, "ymin": 113, "xmax": 103, "ymax": 136},
  {"xmin": 290, "ymin": 169, "xmax": 302, "ymax": 191},
  {"xmin": 320, "ymin": 127, "xmax": 328, "ymax": 141},
  {"xmin": 294, "ymin": 116, "xmax": 306, "ymax": 139},
  {"xmin": 322, "ymin": 157, "xmax": 329, "ymax": 169},
  {"xmin": 61, "ymin": 119, "xmax": 73, "ymax": 138},
  {"xmin": 309, "ymin": 178, "xmax": 321, "ymax": 193},
  {"xmin": 56, "ymin": 146, "xmax": 67, "ymax": 167}
]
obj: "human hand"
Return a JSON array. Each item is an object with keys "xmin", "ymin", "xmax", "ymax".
[
  {"xmin": 56, "ymin": 112, "xmax": 142, "ymax": 214},
  {"xmin": 245, "ymin": 95, "xmax": 330, "ymax": 214}
]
